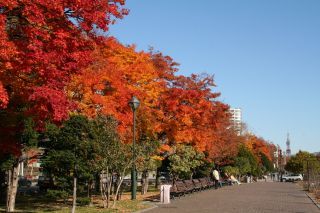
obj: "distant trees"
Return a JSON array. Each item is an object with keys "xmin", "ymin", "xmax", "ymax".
[
  {"xmin": 218, "ymin": 136, "xmax": 275, "ymax": 178},
  {"xmin": 285, "ymin": 151, "xmax": 320, "ymax": 174}
]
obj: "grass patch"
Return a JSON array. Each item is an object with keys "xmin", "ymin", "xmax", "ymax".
[
  {"xmin": 38, "ymin": 200, "xmax": 150, "ymax": 213},
  {"xmin": 0, "ymin": 192, "xmax": 156, "ymax": 213},
  {"xmin": 0, "ymin": 184, "xmax": 160, "ymax": 212}
]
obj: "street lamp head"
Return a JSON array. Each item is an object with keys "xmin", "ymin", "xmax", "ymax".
[{"xmin": 129, "ymin": 96, "xmax": 140, "ymax": 111}]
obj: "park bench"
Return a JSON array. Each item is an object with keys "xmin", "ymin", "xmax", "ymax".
[
  {"xmin": 220, "ymin": 179, "xmax": 231, "ymax": 186},
  {"xmin": 205, "ymin": 177, "xmax": 215, "ymax": 188},
  {"xmin": 183, "ymin": 179, "xmax": 196, "ymax": 193},
  {"xmin": 192, "ymin": 179, "xmax": 204, "ymax": 191},
  {"xmin": 170, "ymin": 180, "xmax": 189, "ymax": 199},
  {"xmin": 170, "ymin": 176, "xmax": 226, "ymax": 199},
  {"xmin": 198, "ymin": 178, "xmax": 209, "ymax": 189}
]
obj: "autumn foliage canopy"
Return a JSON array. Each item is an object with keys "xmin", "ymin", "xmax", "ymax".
[
  {"xmin": 0, "ymin": 0, "xmax": 127, "ymax": 155},
  {"xmin": 0, "ymin": 0, "xmax": 275, "ymax": 166}
]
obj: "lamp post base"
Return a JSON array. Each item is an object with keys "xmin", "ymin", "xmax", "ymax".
[{"xmin": 131, "ymin": 168, "xmax": 137, "ymax": 200}]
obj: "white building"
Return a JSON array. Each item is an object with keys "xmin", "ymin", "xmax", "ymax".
[{"xmin": 229, "ymin": 108, "xmax": 242, "ymax": 135}]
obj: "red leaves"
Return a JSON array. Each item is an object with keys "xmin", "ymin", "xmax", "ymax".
[
  {"xmin": 0, "ymin": 0, "xmax": 127, "ymax": 124},
  {"xmin": 29, "ymin": 86, "xmax": 76, "ymax": 125},
  {"xmin": 0, "ymin": 0, "xmax": 127, "ymax": 156},
  {"xmin": 0, "ymin": 82, "xmax": 8, "ymax": 108}
]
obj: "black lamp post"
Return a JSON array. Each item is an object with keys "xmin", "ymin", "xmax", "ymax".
[{"xmin": 129, "ymin": 96, "xmax": 140, "ymax": 200}]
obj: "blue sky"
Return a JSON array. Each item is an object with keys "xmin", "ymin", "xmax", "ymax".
[{"xmin": 109, "ymin": 0, "xmax": 320, "ymax": 154}]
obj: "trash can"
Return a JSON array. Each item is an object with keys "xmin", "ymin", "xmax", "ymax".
[{"xmin": 160, "ymin": 184, "xmax": 172, "ymax": 204}]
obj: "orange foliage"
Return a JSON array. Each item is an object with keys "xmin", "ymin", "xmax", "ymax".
[
  {"xmin": 68, "ymin": 38, "xmax": 175, "ymax": 142},
  {"xmin": 158, "ymin": 74, "xmax": 230, "ymax": 152},
  {"xmin": 244, "ymin": 134, "xmax": 275, "ymax": 163},
  {"xmin": 206, "ymin": 128, "xmax": 242, "ymax": 165},
  {"xmin": 68, "ymin": 37, "xmax": 233, "ymax": 152},
  {"xmin": 68, "ymin": 36, "xmax": 274, "ymax": 167}
]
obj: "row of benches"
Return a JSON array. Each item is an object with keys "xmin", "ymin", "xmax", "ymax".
[{"xmin": 170, "ymin": 177, "xmax": 222, "ymax": 199}]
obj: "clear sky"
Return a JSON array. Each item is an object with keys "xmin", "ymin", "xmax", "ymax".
[{"xmin": 109, "ymin": 0, "xmax": 320, "ymax": 154}]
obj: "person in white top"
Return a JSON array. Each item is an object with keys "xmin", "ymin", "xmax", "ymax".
[{"xmin": 212, "ymin": 168, "xmax": 221, "ymax": 189}]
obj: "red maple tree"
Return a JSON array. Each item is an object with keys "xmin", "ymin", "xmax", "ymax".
[{"xmin": 0, "ymin": 1, "xmax": 127, "ymax": 211}]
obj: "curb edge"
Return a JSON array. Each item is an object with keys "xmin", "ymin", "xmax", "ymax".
[{"xmin": 306, "ymin": 193, "xmax": 320, "ymax": 210}]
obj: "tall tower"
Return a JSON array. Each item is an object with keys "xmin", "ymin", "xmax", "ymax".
[{"xmin": 286, "ymin": 133, "xmax": 291, "ymax": 157}]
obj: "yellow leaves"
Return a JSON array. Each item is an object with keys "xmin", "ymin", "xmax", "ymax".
[{"xmin": 151, "ymin": 155, "xmax": 164, "ymax": 161}]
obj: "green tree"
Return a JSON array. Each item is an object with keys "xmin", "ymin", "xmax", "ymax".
[
  {"xmin": 285, "ymin": 151, "xmax": 320, "ymax": 174},
  {"xmin": 235, "ymin": 157, "xmax": 251, "ymax": 176},
  {"xmin": 42, "ymin": 115, "xmax": 95, "ymax": 213},
  {"xmin": 91, "ymin": 115, "xmax": 131, "ymax": 208},
  {"xmin": 0, "ymin": 116, "xmax": 39, "ymax": 211},
  {"xmin": 136, "ymin": 135, "xmax": 161, "ymax": 195},
  {"xmin": 235, "ymin": 144, "xmax": 260, "ymax": 176},
  {"xmin": 261, "ymin": 153, "xmax": 274, "ymax": 173},
  {"xmin": 168, "ymin": 145, "xmax": 205, "ymax": 182},
  {"xmin": 222, "ymin": 166, "xmax": 240, "ymax": 176},
  {"xmin": 192, "ymin": 159, "xmax": 215, "ymax": 179}
]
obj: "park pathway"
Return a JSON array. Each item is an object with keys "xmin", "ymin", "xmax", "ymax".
[{"xmin": 146, "ymin": 182, "xmax": 319, "ymax": 213}]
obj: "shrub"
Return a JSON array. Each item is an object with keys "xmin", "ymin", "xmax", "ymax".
[
  {"xmin": 46, "ymin": 190, "xmax": 69, "ymax": 201},
  {"xmin": 222, "ymin": 166, "xmax": 239, "ymax": 176},
  {"xmin": 77, "ymin": 197, "xmax": 91, "ymax": 206}
]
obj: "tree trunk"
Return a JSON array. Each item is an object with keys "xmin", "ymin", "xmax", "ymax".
[
  {"xmin": 100, "ymin": 173, "xmax": 107, "ymax": 208},
  {"xmin": 145, "ymin": 172, "xmax": 149, "ymax": 194},
  {"xmin": 71, "ymin": 175, "xmax": 77, "ymax": 213},
  {"xmin": 6, "ymin": 163, "xmax": 20, "ymax": 212},
  {"xmin": 112, "ymin": 169, "xmax": 129, "ymax": 208},
  {"xmin": 112, "ymin": 178, "xmax": 124, "ymax": 208},
  {"xmin": 106, "ymin": 175, "xmax": 112, "ymax": 208},
  {"xmin": 100, "ymin": 171, "xmax": 112, "ymax": 208},
  {"xmin": 141, "ymin": 170, "xmax": 149, "ymax": 195},
  {"xmin": 87, "ymin": 181, "xmax": 90, "ymax": 198},
  {"xmin": 87, "ymin": 180, "xmax": 93, "ymax": 207},
  {"xmin": 111, "ymin": 175, "xmax": 115, "ymax": 195},
  {"xmin": 155, "ymin": 168, "xmax": 160, "ymax": 189},
  {"xmin": 0, "ymin": 171, "xmax": 6, "ymax": 203},
  {"xmin": 172, "ymin": 174, "xmax": 178, "ymax": 186}
]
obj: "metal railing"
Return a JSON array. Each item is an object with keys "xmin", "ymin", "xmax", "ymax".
[{"xmin": 303, "ymin": 160, "xmax": 320, "ymax": 195}]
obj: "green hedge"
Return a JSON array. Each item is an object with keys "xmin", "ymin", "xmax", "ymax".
[
  {"xmin": 77, "ymin": 197, "xmax": 91, "ymax": 206},
  {"xmin": 46, "ymin": 190, "xmax": 69, "ymax": 200}
]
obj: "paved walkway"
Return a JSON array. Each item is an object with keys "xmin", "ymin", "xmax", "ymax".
[{"xmin": 147, "ymin": 182, "xmax": 319, "ymax": 213}]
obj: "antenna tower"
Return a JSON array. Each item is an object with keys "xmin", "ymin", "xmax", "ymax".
[{"xmin": 286, "ymin": 133, "xmax": 291, "ymax": 157}]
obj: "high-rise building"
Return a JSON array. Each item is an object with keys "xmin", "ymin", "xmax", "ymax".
[
  {"xmin": 229, "ymin": 108, "xmax": 242, "ymax": 135},
  {"xmin": 286, "ymin": 133, "xmax": 291, "ymax": 157}
]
